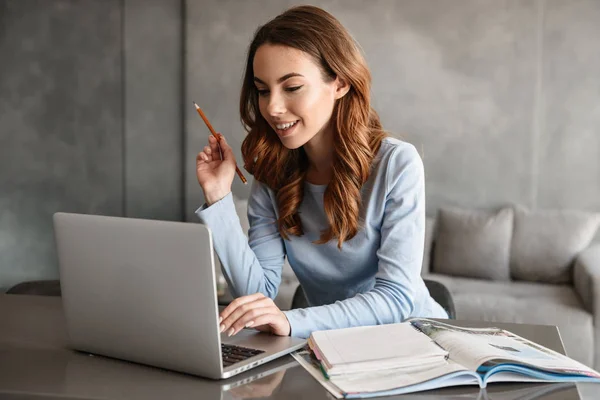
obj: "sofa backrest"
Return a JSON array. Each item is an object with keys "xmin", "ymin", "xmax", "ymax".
[{"xmin": 424, "ymin": 205, "xmax": 600, "ymax": 284}]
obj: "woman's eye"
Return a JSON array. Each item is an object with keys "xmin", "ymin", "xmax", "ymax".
[{"xmin": 256, "ymin": 86, "xmax": 301, "ymax": 96}]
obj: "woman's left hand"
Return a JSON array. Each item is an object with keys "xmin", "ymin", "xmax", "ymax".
[{"xmin": 219, "ymin": 293, "xmax": 291, "ymax": 337}]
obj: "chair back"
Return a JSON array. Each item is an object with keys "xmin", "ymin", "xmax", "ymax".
[{"xmin": 424, "ymin": 279, "xmax": 456, "ymax": 319}]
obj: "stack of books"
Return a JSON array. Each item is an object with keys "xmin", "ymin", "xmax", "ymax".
[
  {"xmin": 292, "ymin": 318, "xmax": 600, "ymax": 399},
  {"xmin": 308, "ymin": 322, "xmax": 448, "ymax": 377}
]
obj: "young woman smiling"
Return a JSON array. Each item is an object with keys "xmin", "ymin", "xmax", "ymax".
[{"xmin": 195, "ymin": 5, "xmax": 448, "ymax": 339}]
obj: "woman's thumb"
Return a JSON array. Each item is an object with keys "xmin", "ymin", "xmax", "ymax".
[{"xmin": 217, "ymin": 134, "xmax": 233, "ymax": 157}]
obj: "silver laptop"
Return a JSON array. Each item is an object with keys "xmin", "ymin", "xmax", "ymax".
[{"xmin": 53, "ymin": 212, "xmax": 306, "ymax": 379}]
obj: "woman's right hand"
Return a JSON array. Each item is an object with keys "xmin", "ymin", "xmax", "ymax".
[{"xmin": 196, "ymin": 133, "xmax": 236, "ymax": 206}]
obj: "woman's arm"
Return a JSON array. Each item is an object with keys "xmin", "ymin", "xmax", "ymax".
[{"xmin": 195, "ymin": 179, "xmax": 286, "ymax": 299}]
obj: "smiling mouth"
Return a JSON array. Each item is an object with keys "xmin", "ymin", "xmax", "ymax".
[
  {"xmin": 274, "ymin": 120, "xmax": 300, "ymax": 137},
  {"xmin": 274, "ymin": 120, "xmax": 299, "ymax": 131}
]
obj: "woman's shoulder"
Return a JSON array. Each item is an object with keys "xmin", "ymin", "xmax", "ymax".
[
  {"xmin": 368, "ymin": 136, "xmax": 424, "ymax": 194},
  {"xmin": 375, "ymin": 136, "xmax": 422, "ymax": 172}
]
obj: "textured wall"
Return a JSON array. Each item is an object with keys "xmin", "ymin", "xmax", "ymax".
[
  {"xmin": 124, "ymin": 0, "xmax": 183, "ymax": 220},
  {"xmin": 184, "ymin": 0, "xmax": 600, "ymax": 222},
  {"xmin": 537, "ymin": 0, "xmax": 600, "ymax": 211},
  {"xmin": 0, "ymin": 0, "xmax": 182, "ymax": 291},
  {"xmin": 0, "ymin": 0, "xmax": 123, "ymax": 291}
]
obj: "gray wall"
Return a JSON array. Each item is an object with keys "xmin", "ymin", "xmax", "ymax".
[
  {"xmin": 124, "ymin": 0, "xmax": 183, "ymax": 220},
  {"xmin": 0, "ymin": 0, "xmax": 182, "ymax": 291},
  {"xmin": 1, "ymin": 0, "xmax": 599, "ymax": 290}
]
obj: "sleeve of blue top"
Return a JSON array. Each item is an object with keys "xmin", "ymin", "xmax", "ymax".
[
  {"xmin": 195, "ymin": 181, "xmax": 286, "ymax": 299},
  {"xmin": 283, "ymin": 147, "xmax": 427, "ymax": 338}
]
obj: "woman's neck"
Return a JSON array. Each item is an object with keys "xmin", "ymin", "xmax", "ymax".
[{"xmin": 304, "ymin": 125, "xmax": 334, "ymax": 185}]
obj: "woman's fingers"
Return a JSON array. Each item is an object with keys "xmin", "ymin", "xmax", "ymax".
[
  {"xmin": 209, "ymin": 134, "xmax": 222, "ymax": 161},
  {"xmin": 217, "ymin": 134, "xmax": 234, "ymax": 159},
  {"xmin": 219, "ymin": 293, "xmax": 291, "ymax": 337},
  {"xmin": 220, "ymin": 293, "xmax": 265, "ymax": 321},
  {"xmin": 196, "ymin": 150, "xmax": 209, "ymax": 163},
  {"xmin": 220, "ymin": 294, "xmax": 274, "ymax": 333},
  {"xmin": 196, "ymin": 142, "xmax": 218, "ymax": 164},
  {"xmin": 227, "ymin": 307, "xmax": 277, "ymax": 336},
  {"xmin": 221, "ymin": 297, "xmax": 274, "ymax": 333},
  {"xmin": 228, "ymin": 309, "xmax": 291, "ymax": 337}
]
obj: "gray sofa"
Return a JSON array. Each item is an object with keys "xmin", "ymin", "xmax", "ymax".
[
  {"xmin": 226, "ymin": 198, "xmax": 600, "ymax": 368},
  {"xmin": 422, "ymin": 206, "xmax": 600, "ymax": 369}
]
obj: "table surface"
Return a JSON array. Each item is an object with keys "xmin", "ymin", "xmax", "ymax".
[{"xmin": 0, "ymin": 294, "xmax": 592, "ymax": 400}]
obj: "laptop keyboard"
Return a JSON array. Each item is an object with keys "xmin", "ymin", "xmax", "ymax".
[{"xmin": 221, "ymin": 343, "xmax": 265, "ymax": 367}]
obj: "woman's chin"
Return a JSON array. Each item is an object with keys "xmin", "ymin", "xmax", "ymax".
[
  {"xmin": 279, "ymin": 137, "xmax": 304, "ymax": 150},
  {"xmin": 277, "ymin": 129, "xmax": 307, "ymax": 149}
]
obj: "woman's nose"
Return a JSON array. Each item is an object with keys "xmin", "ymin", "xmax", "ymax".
[{"xmin": 266, "ymin": 92, "xmax": 286, "ymax": 116}]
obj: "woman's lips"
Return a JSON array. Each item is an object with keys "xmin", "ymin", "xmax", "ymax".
[{"xmin": 275, "ymin": 120, "xmax": 299, "ymax": 137}]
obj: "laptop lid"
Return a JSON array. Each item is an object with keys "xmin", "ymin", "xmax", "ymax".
[{"xmin": 53, "ymin": 212, "xmax": 224, "ymax": 379}]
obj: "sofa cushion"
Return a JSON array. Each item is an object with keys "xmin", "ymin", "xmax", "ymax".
[
  {"xmin": 426, "ymin": 273, "xmax": 594, "ymax": 367},
  {"xmin": 432, "ymin": 207, "xmax": 513, "ymax": 281},
  {"xmin": 510, "ymin": 206, "xmax": 600, "ymax": 284}
]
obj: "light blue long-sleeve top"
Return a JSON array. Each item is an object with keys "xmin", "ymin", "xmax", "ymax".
[{"xmin": 196, "ymin": 137, "xmax": 448, "ymax": 338}]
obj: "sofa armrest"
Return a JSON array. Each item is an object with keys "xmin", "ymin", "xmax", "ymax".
[
  {"xmin": 574, "ymin": 243, "xmax": 600, "ymax": 312},
  {"xmin": 574, "ymin": 244, "xmax": 600, "ymax": 314},
  {"xmin": 574, "ymin": 243, "xmax": 600, "ymax": 369}
]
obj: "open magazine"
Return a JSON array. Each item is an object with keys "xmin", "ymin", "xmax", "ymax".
[{"xmin": 292, "ymin": 318, "xmax": 600, "ymax": 399}]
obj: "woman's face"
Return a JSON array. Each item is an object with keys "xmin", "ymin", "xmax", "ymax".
[{"xmin": 253, "ymin": 44, "xmax": 347, "ymax": 149}]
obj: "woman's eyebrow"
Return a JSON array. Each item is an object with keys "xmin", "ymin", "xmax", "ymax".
[{"xmin": 254, "ymin": 72, "xmax": 304, "ymax": 85}]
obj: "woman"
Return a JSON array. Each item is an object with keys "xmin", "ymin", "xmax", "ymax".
[{"xmin": 195, "ymin": 5, "xmax": 448, "ymax": 339}]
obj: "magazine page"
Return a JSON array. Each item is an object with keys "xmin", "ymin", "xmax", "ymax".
[
  {"xmin": 410, "ymin": 319, "xmax": 518, "ymax": 371},
  {"xmin": 327, "ymin": 360, "xmax": 477, "ymax": 395},
  {"xmin": 410, "ymin": 319, "xmax": 600, "ymax": 378}
]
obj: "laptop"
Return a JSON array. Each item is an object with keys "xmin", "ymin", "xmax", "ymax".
[{"xmin": 53, "ymin": 212, "xmax": 306, "ymax": 379}]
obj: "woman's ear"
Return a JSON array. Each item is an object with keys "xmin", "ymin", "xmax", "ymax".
[{"xmin": 334, "ymin": 77, "xmax": 351, "ymax": 100}]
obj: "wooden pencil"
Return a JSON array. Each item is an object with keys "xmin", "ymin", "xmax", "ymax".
[{"xmin": 193, "ymin": 102, "xmax": 248, "ymax": 185}]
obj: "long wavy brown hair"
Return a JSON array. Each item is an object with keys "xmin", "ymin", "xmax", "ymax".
[{"xmin": 240, "ymin": 5, "xmax": 387, "ymax": 249}]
